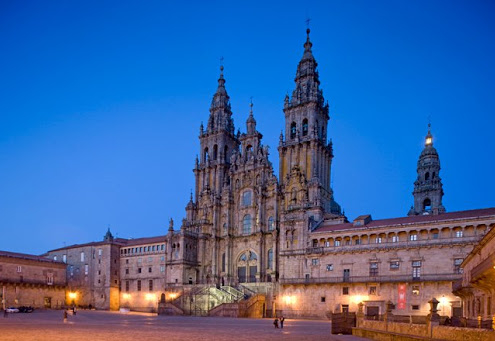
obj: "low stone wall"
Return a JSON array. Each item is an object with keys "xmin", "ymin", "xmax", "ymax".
[
  {"xmin": 432, "ymin": 325, "xmax": 494, "ymax": 341},
  {"xmin": 353, "ymin": 319, "xmax": 495, "ymax": 341},
  {"xmin": 358, "ymin": 320, "xmax": 428, "ymax": 338}
]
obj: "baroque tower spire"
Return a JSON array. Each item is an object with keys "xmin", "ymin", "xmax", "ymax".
[
  {"xmin": 278, "ymin": 28, "xmax": 341, "ymax": 218},
  {"xmin": 408, "ymin": 124, "xmax": 445, "ymax": 216}
]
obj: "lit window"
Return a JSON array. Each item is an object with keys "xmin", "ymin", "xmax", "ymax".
[
  {"xmin": 326, "ymin": 264, "xmax": 333, "ymax": 271},
  {"xmin": 335, "ymin": 240, "xmax": 341, "ymax": 246},
  {"xmin": 98, "ymin": 249, "xmax": 102, "ymax": 256},
  {"xmin": 53, "ymin": 255, "xmax": 57, "ymax": 261},
  {"xmin": 80, "ymin": 252, "xmax": 85, "ymax": 262},
  {"xmin": 62, "ymin": 255, "xmax": 67, "ymax": 263},
  {"xmin": 376, "ymin": 237, "xmax": 382, "ymax": 244},
  {"xmin": 312, "ymin": 258, "xmax": 319, "ymax": 266},
  {"xmin": 84, "ymin": 264, "xmax": 89, "ymax": 275},
  {"xmin": 412, "ymin": 285, "xmax": 420, "ymax": 295},
  {"xmin": 410, "ymin": 234, "xmax": 418, "ymax": 241},
  {"xmin": 392, "ymin": 236, "xmax": 399, "ymax": 243},
  {"xmin": 455, "ymin": 231, "xmax": 463, "ymax": 238},
  {"xmin": 16, "ymin": 266, "xmax": 22, "ymax": 273}
]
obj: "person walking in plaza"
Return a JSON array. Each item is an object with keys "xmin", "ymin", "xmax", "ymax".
[
  {"xmin": 279, "ymin": 316, "xmax": 285, "ymax": 329},
  {"xmin": 273, "ymin": 317, "xmax": 279, "ymax": 328}
]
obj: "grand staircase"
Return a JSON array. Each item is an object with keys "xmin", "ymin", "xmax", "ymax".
[{"xmin": 160, "ymin": 284, "xmax": 265, "ymax": 317}]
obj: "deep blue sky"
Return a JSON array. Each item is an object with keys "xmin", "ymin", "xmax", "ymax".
[{"xmin": 1, "ymin": 1, "xmax": 494, "ymax": 254}]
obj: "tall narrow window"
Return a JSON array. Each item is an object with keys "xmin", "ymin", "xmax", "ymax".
[
  {"xmin": 213, "ymin": 144, "xmax": 218, "ymax": 160},
  {"xmin": 137, "ymin": 280, "xmax": 142, "ymax": 291},
  {"xmin": 343, "ymin": 269, "xmax": 350, "ymax": 282},
  {"xmin": 204, "ymin": 148, "xmax": 209, "ymax": 162},
  {"xmin": 243, "ymin": 215, "xmax": 252, "ymax": 234},
  {"xmin": 149, "ymin": 280, "xmax": 153, "ymax": 291},
  {"xmin": 454, "ymin": 258, "xmax": 463, "ymax": 274},
  {"xmin": 80, "ymin": 252, "xmax": 85, "ymax": 262},
  {"xmin": 412, "ymin": 261, "xmax": 421, "ymax": 280},
  {"xmin": 222, "ymin": 253, "xmax": 226, "ymax": 272},
  {"xmin": 423, "ymin": 198, "xmax": 431, "ymax": 211},
  {"xmin": 302, "ymin": 118, "xmax": 308, "ymax": 136},
  {"xmin": 268, "ymin": 216, "xmax": 275, "ymax": 231},
  {"xmin": 369, "ymin": 262, "xmax": 379, "ymax": 277},
  {"xmin": 268, "ymin": 249, "xmax": 273, "ymax": 270},
  {"xmin": 290, "ymin": 122, "xmax": 296, "ymax": 139}
]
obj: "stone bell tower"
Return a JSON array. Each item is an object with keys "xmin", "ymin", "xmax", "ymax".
[
  {"xmin": 278, "ymin": 28, "xmax": 341, "ymax": 220},
  {"xmin": 408, "ymin": 124, "xmax": 446, "ymax": 216}
]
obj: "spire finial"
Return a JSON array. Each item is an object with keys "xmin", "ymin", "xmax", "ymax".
[
  {"xmin": 249, "ymin": 96, "xmax": 253, "ymax": 115},
  {"xmin": 425, "ymin": 118, "xmax": 433, "ymax": 146}
]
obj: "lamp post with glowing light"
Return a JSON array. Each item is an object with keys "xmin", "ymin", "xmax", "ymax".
[{"xmin": 68, "ymin": 292, "xmax": 77, "ymax": 308}]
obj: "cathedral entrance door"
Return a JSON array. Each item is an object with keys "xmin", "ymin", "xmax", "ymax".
[{"xmin": 237, "ymin": 251, "xmax": 258, "ymax": 283}]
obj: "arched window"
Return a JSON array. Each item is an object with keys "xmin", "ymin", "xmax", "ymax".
[
  {"xmin": 267, "ymin": 249, "xmax": 273, "ymax": 270},
  {"xmin": 242, "ymin": 190, "xmax": 252, "ymax": 207},
  {"xmin": 243, "ymin": 214, "xmax": 252, "ymax": 234},
  {"xmin": 213, "ymin": 144, "xmax": 218, "ymax": 160},
  {"xmin": 223, "ymin": 223, "xmax": 227, "ymax": 234},
  {"xmin": 204, "ymin": 148, "xmax": 209, "ymax": 162},
  {"xmin": 268, "ymin": 216, "xmax": 275, "ymax": 231},
  {"xmin": 290, "ymin": 122, "xmax": 296, "ymax": 139},
  {"xmin": 302, "ymin": 118, "xmax": 308, "ymax": 136},
  {"xmin": 432, "ymin": 172, "xmax": 436, "ymax": 179},
  {"xmin": 423, "ymin": 198, "xmax": 431, "ymax": 211},
  {"xmin": 425, "ymin": 172, "xmax": 430, "ymax": 181},
  {"xmin": 246, "ymin": 145, "xmax": 252, "ymax": 153}
]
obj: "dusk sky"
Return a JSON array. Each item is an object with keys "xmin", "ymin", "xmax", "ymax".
[{"xmin": 1, "ymin": 1, "xmax": 494, "ymax": 255}]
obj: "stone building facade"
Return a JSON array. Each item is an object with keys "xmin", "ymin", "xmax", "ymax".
[
  {"xmin": 45, "ymin": 230, "xmax": 122, "ymax": 310},
  {"xmin": 454, "ymin": 221, "xmax": 495, "ymax": 321},
  {"xmin": 36, "ymin": 29, "xmax": 494, "ymax": 318},
  {"xmin": 0, "ymin": 251, "xmax": 66, "ymax": 309}
]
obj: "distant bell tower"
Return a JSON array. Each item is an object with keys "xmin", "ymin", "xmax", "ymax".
[
  {"xmin": 278, "ymin": 28, "xmax": 341, "ymax": 216},
  {"xmin": 408, "ymin": 124, "xmax": 445, "ymax": 216}
]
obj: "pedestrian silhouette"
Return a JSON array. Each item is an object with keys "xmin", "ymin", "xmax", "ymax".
[{"xmin": 273, "ymin": 318, "xmax": 279, "ymax": 328}]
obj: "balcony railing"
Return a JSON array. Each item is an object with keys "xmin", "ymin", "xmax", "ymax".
[
  {"xmin": 281, "ymin": 236, "xmax": 480, "ymax": 256},
  {"xmin": 280, "ymin": 273, "xmax": 462, "ymax": 285},
  {"xmin": 0, "ymin": 277, "xmax": 66, "ymax": 287}
]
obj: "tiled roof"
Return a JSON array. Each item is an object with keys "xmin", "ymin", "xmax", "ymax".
[
  {"xmin": 47, "ymin": 238, "xmax": 128, "ymax": 252},
  {"xmin": 122, "ymin": 235, "xmax": 167, "ymax": 247},
  {"xmin": 315, "ymin": 207, "xmax": 495, "ymax": 233},
  {"xmin": 0, "ymin": 250, "xmax": 65, "ymax": 265}
]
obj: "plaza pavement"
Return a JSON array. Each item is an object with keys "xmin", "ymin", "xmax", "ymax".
[{"xmin": 0, "ymin": 310, "xmax": 370, "ymax": 341}]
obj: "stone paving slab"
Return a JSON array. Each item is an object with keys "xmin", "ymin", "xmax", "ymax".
[{"xmin": 0, "ymin": 310, "xmax": 371, "ymax": 341}]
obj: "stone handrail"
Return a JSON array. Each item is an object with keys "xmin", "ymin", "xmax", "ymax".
[{"xmin": 280, "ymin": 273, "xmax": 461, "ymax": 284}]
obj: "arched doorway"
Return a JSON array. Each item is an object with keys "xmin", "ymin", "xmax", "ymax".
[{"xmin": 237, "ymin": 251, "xmax": 258, "ymax": 283}]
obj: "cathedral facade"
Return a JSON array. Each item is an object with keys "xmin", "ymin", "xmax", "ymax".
[{"xmin": 39, "ymin": 29, "xmax": 495, "ymax": 320}]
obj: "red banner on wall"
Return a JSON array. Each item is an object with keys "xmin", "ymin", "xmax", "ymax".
[{"xmin": 397, "ymin": 283, "xmax": 407, "ymax": 309}]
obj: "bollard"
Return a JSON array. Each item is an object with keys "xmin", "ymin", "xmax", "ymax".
[
  {"xmin": 477, "ymin": 315, "xmax": 481, "ymax": 329},
  {"xmin": 492, "ymin": 314, "xmax": 495, "ymax": 331}
]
